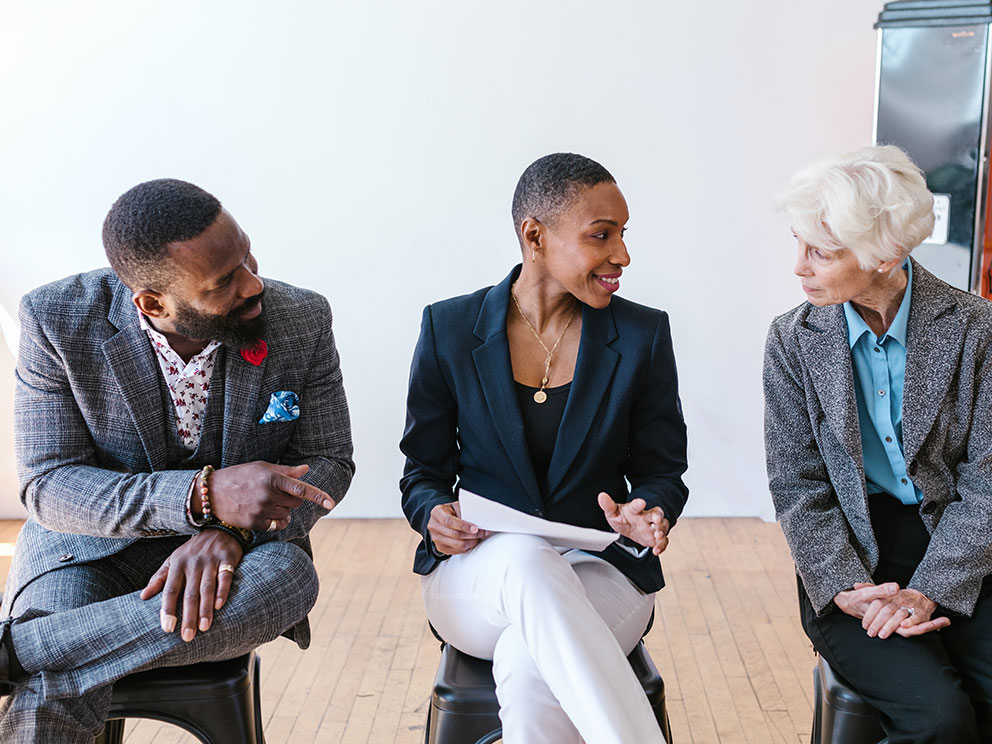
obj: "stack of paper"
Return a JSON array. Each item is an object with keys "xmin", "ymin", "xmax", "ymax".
[{"xmin": 458, "ymin": 489, "xmax": 619, "ymax": 552}]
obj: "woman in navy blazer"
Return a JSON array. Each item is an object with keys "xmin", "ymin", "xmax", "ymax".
[{"xmin": 401, "ymin": 153, "xmax": 688, "ymax": 743}]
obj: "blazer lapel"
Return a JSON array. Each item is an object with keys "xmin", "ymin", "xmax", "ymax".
[
  {"xmin": 796, "ymin": 303, "xmax": 864, "ymax": 474},
  {"xmin": 471, "ymin": 268, "xmax": 543, "ymax": 509},
  {"xmin": 102, "ymin": 281, "xmax": 169, "ymax": 471},
  {"xmin": 546, "ymin": 304, "xmax": 619, "ymax": 493},
  {"xmin": 221, "ymin": 346, "xmax": 268, "ymax": 467},
  {"xmin": 902, "ymin": 259, "xmax": 964, "ymax": 464}
]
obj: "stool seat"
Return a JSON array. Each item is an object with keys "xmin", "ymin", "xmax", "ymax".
[
  {"xmin": 427, "ymin": 641, "xmax": 671, "ymax": 744},
  {"xmin": 94, "ymin": 651, "xmax": 264, "ymax": 744},
  {"xmin": 811, "ymin": 656, "xmax": 884, "ymax": 744}
]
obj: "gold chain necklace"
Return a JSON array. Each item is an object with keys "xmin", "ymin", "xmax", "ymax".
[{"xmin": 510, "ymin": 281, "xmax": 578, "ymax": 404}]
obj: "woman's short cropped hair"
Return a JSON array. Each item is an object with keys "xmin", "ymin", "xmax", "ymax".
[
  {"xmin": 512, "ymin": 153, "xmax": 615, "ymax": 243},
  {"xmin": 781, "ymin": 145, "xmax": 935, "ymax": 269}
]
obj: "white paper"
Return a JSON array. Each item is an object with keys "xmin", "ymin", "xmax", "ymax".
[
  {"xmin": 458, "ymin": 488, "xmax": 620, "ymax": 552},
  {"xmin": 923, "ymin": 193, "xmax": 950, "ymax": 245}
]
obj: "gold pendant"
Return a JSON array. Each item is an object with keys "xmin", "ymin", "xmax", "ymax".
[{"xmin": 533, "ymin": 390, "xmax": 548, "ymax": 404}]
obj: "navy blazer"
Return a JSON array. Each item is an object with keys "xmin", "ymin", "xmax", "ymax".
[{"xmin": 400, "ymin": 266, "xmax": 688, "ymax": 593}]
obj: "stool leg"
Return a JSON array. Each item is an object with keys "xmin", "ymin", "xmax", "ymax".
[{"xmin": 94, "ymin": 718, "xmax": 125, "ymax": 744}]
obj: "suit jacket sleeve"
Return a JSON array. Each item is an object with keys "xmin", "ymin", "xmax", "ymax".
[
  {"xmin": 624, "ymin": 312, "xmax": 689, "ymax": 525},
  {"xmin": 252, "ymin": 296, "xmax": 355, "ymax": 546},
  {"xmin": 15, "ymin": 293, "xmax": 197, "ymax": 537},
  {"xmin": 399, "ymin": 305, "xmax": 458, "ymax": 558},
  {"xmin": 763, "ymin": 320, "xmax": 872, "ymax": 613},
  {"xmin": 909, "ymin": 339, "xmax": 992, "ymax": 615}
]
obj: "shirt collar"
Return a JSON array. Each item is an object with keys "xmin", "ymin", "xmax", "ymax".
[
  {"xmin": 843, "ymin": 259, "xmax": 912, "ymax": 349},
  {"xmin": 137, "ymin": 307, "xmax": 221, "ymax": 359}
]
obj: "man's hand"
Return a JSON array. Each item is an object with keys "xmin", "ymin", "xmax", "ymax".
[
  {"xmin": 195, "ymin": 462, "xmax": 335, "ymax": 531},
  {"xmin": 427, "ymin": 502, "xmax": 488, "ymax": 555},
  {"xmin": 598, "ymin": 492, "xmax": 670, "ymax": 555},
  {"xmin": 861, "ymin": 586, "xmax": 951, "ymax": 639},
  {"xmin": 140, "ymin": 530, "xmax": 244, "ymax": 642}
]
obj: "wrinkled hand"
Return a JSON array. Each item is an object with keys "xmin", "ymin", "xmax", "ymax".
[
  {"xmin": 834, "ymin": 582, "xmax": 900, "ymax": 619},
  {"xmin": 140, "ymin": 530, "xmax": 244, "ymax": 642},
  {"xmin": 427, "ymin": 502, "xmax": 489, "ymax": 555},
  {"xmin": 597, "ymin": 493, "xmax": 669, "ymax": 555},
  {"xmin": 197, "ymin": 462, "xmax": 335, "ymax": 531},
  {"xmin": 860, "ymin": 585, "xmax": 951, "ymax": 639}
]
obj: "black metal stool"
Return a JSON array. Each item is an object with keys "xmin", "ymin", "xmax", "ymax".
[
  {"xmin": 94, "ymin": 651, "xmax": 265, "ymax": 744},
  {"xmin": 425, "ymin": 620, "xmax": 671, "ymax": 744},
  {"xmin": 810, "ymin": 656, "xmax": 885, "ymax": 744}
]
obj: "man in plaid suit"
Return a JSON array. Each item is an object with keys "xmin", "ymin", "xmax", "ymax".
[{"xmin": 1, "ymin": 179, "xmax": 354, "ymax": 742}]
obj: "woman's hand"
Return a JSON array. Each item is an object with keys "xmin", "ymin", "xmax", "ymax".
[
  {"xmin": 427, "ymin": 502, "xmax": 488, "ymax": 555},
  {"xmin": 598, "ymin": 492, "xmax": 670, "ymax": 555},
  {"xmin": 861, "ymin": 586, "xmax": 951, "ymax": 639},
  {"xmin": 834, "ymin": 582, "xmax": 900, "ymax": 619},
  {"xmin": 140, "ymin": 530, "xmax": 244, "ymax": 642}
]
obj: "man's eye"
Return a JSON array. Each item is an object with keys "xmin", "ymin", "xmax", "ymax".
[{"xmin": 592, "ymin": 232, "xmax": 608, "ymax": 239}]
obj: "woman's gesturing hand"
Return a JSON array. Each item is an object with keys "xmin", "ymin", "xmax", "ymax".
[
  {"xmin": 428, "ymin": 502, "xmax": 489, "ymax": 555},
  {"xmin": 598, "ymin": 492, "xmax": 670, "ymax": 555}
]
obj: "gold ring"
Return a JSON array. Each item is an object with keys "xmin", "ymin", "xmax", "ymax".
[
  {"xmin": 218, "ymin": 564, "xmax": 235, "ymax": 574},
  {"xmin": 267, "ymin": 519, "xmax": 278, "ymax": 532}
]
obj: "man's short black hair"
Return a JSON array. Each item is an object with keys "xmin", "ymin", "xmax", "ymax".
[
  {"xmin": 103, "ymin": 178, "xmax": 222, "ymax": 290},
  {"xmin": 511, "ymin": 153, "xmax": 616, "ymax": 242}
]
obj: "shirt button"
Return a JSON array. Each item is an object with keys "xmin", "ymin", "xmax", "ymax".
[
  {"xmin": 878, "ymin": 390, "xmax": 886, "ymax": 396},
  {"xmin": 874, "ymin": 347, "xmax": 881, "ymax": 353},
  {"xmin": 901, "ymin": 478, "xmax": 908, "ymax": 485},
  {"xmin": 885, "ymin": 436, "xmax": 892, "ymax": 443},
  {"xmin": 58, "ymin": 553, "xmax": 74, "ymax": 562}
]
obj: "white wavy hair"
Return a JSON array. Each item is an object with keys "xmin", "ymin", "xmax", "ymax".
[{"xmin": 781, "ymin": 145, "xmax": 935, "ymax": 269}]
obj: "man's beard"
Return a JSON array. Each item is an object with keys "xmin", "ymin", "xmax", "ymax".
[{"xmin": 172, "ymin": 290, "xmax": 266, "ymax": 350}]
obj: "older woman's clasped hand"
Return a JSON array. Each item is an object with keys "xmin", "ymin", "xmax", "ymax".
[
  {"xmin": 598, "ymin": 492, "xmax": 670, "ymax": 556},
  {"xmin": 834, "ymin": 582, "xmax": 952, "ymax": 639}
]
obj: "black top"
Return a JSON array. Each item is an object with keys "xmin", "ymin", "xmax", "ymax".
[{"xmin": 515, "ymin": 381, "xmax": 571, "ymax": 501}]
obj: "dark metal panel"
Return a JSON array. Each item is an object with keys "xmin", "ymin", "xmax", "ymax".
[{"xmin": 875, "ymin": 24, "xmax": 988, "ymax": 289}]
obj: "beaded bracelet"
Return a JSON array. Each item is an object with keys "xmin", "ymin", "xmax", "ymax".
[{"xmin": 198, "ymin": 464, "xmax": 214, "ymax": 522}]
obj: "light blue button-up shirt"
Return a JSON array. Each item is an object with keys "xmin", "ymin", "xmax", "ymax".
[{"xmin": 843, "ymin": 261, "xmax": 922, "ymax": 505}]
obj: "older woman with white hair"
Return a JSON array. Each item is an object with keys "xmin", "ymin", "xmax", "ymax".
[{"xmin": 764, "ymin": 145, "xmax": 992, "ymax": 743}]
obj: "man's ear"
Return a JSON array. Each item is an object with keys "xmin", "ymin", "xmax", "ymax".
[{"xmin": 133, "ymin": 290, "xmax": 167, "ymax": 319}]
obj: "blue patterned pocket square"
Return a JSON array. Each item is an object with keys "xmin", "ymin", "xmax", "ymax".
[{"xmin": 260, "ymin": 391, "xmax": 300, "ymax": 423}]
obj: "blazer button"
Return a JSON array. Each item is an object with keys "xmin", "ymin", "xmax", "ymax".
[
  {"xmin": 908, "ymin": 461, "xmax": 917, "ymax": 476},
  {"xmin": 921, "ymin": 502, "xmax": 936, "ymax": 515},
  {"xmin": 58, "ymin": 553, "xmax": 74, "ymax": 562}
]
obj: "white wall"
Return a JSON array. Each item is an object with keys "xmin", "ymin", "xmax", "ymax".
[{"xmin": 0, "ymin": 1, "xmax": 881, "ymax": 520}]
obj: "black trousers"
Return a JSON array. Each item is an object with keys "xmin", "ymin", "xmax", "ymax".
[{"xmin": 799, "ymin": 494, "xmax": 992, "ymax": 744}]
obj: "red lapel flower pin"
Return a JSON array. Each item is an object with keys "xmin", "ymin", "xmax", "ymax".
[{"xmin": 240, "ymin": 339, "xmax": 268, "ymax": 366}]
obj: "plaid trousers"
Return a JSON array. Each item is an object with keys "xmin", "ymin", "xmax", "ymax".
[{"xmin": 0, "ymin": 537, "xmax": 318, "ymax": 743}]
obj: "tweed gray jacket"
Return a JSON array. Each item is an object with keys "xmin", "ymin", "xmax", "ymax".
[
  {"xmin": 764, "ymin": 258, "xmax": 992, "ymax": 617},
  {"xmin": 7, "ymin": 269, "xmax": 355, "ymax": 645}
]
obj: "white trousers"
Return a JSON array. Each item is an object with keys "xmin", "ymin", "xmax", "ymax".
[{"xmin": 422, "ymin": 533, "xmax": 666, "ymax": 744}]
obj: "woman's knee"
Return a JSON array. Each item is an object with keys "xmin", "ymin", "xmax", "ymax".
[{"xmin": 903, "ymin": 690, "xmax": 979, "ymax": 743}]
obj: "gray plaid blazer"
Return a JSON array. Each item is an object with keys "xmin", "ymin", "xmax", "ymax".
[
  {"xmin": 7, "ymin": 269, "xmax": 354, "ymax": 646},
  {"xmin": 764, "ymin": 258, "xmax": 992, "ymax": 617}
]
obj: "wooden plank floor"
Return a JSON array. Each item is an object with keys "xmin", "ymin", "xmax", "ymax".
[{"xmin": 0, "ymin": 518, "xmax": 816, "ymax": 743}]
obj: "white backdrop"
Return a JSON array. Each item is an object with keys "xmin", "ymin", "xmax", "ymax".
[{"xmin": 0, "ymin": 1, "xmax": 880, "ymax": 519}]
